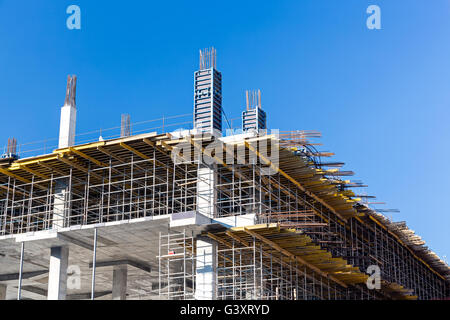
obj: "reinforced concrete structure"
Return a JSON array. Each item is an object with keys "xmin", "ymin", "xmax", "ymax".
[
  {"xmin": 0, "ymin": 49, "xmax": 449, "ymax": 300},
  {"xmin": 193, "ymin": 47, "xmax": 222, "ymax": 135},
  {"xmin": 242, "ymin": 90, "xmax": 267, "ymax": 133}
]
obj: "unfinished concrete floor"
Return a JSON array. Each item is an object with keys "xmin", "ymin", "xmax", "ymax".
[{"xmin": 0, "ymin": 215, "xmax": 176, "ymax": 300}]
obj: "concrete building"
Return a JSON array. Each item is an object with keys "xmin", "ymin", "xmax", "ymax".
[{"xmin": 0, "ymin": 49, "xmax": 449, "ymax": 300}]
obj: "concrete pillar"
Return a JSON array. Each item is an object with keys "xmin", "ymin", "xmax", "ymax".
[
  {"xmin": 112, "ymin": 265, "xmax": 127, "ymax": 300},
  {"xmin": 53, "ymin": 179, "xmax": 68, "ymax": 229},
  {"xmin": 47, "ymin": 246, "xmax": 69, "ymax": 300},
  {"xmin": 0, "ymin": 284, "xmax": 6, "ymax": 300},
  {"xmin": 58, "ymin": 104, "xmax": 77, "ymax": 148},
  {"xmin": 195, "ymin": 238, "xmax": 217, "ymax": 300},
  {"xmin": 196, "ymin": 165, "xmax": 217, "ymax": 218}
]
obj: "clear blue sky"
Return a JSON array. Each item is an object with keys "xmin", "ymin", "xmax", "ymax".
[{"xmin": 0, "ymin": 1, "xmax": 449, "ymax": 260}]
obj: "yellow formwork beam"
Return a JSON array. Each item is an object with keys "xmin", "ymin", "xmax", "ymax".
[
  {"xmin": 0, "ymin": 167, "xmax": 31, "ymax": 184},
  {"xmin": 119, "ymin": 142, "xmax": 150, "ymax": 160},
  {"xmin": 69, "ymin": 147, "xmax": 108, "ymax": 168},
  {"xmin": 120, "ymin": 142, "xmax": 168, "ymax": 169},
  {"xmin": 55, "ymin": 141, "xmax": 105, "ymax": 154},
  {"xmin": 56, "ymin": 155, "xmax": 104, "ymax": 183},
  {"xmin": 18, "ymin": 165, "xmax": 49, "ymax": 180},
  {"xmin": 143, "ymin": 138, "xmax": 166, "ymax": 154},
  {"xmin": 37, "ymin": 161, "xmax": 67, "ymax": 177},
  {"xmin": 57, "ymin": 155, "xmax": 89, "ymax": 173},
  {"xmin": 97, "ymin": 146, "xmax": 126, "ymax": 164},
  {"xmin": 8, "ymin": 154, "xmax": 59, "ymax": 170},
  {"xmin": 207, "ymin": 232, "xmax": 232, "ymax": 248},
  {"xmin": 158, "ymin": 140, "xmax": 173, "ymax": 151}
]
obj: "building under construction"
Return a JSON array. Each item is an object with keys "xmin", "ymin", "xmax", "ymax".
[{"xmin": 0, "ymin": 49, "xmax": 449, "ymax": 300}]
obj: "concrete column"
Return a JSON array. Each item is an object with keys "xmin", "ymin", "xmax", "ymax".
[
  {"xmin": 0, "ymin": 284, "xmax": 6, "ymax": 300},
  {"xmin": 53, "ymin": 179, "xmax": 68, "ymax": 229},
  {"xmin": 47, "ymin": 246, "xmax": 69, "ymax": 300},
  {"xmin": 195, "ymin": 238, "xmax": 217, "ymax": 300},
  {"xmin": 112, "ymin": 265, "xmax": 127, "ymax": 300},
  {"xmin": 196, "ymin": 165, "xmax": 217, "ymax": 218},
  {"xmin": 58, "ymin": 104, "xmax": 77, "ymax": 148}
]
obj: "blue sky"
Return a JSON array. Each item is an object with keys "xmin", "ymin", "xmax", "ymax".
[{"xmin": 0, "ymin": 1, "xmax": 449, "ymax": 260}]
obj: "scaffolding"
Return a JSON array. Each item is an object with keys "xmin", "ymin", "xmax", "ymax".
[
  {"xmin": 158, "ymin": 229, "xmax": 195, "ymax": 300},
  {"xmin": 212, "ymin": 224, "xmax": 386, "ymax": 300},
  {"xmin": 0, "ymin": 131, "xmax": 448, "ymax": 300}
]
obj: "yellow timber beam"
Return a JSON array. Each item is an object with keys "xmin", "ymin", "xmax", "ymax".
[
  {"xmin": 0, "ymin": 167, "xmax": 31, "ymax": 184},
  {"xmin": 120, "ymin": 142, "xmax": 177, "ymax": 177},
  {"xmin": 143, "ymin": 138, "xmax": 165, "ymax": 154},
  {"xmin": 18, "ymin": 165, "xmax": 49, "ymax": 180},
  {"xmin": 37, "ymin": 161, "xmax": 68, "ymax": 177},
  {"xmin": 97, "ymin": 146, "xmax": 126, "ymax": 164},
  {"xmin": 57, "ymin": 156, "xmax": 109, "ymax": 185},
  {"xmin": 207, "ymin": 232, "xmax": 232, "ymax": 248},
  {"xmin": 158, "ymin": 140, "xmax": 173, "ymax": 151},
  {"xmin": 0, "ymin": 167, "xmax": 48, "ymax": 191},
  {"xmin": 8, "ymin": 154, "xmax": 59, "ymax": 171},
  {"xmin": 68, "ymin": 147, "xmax": 108, "ymax": 167},
  {"xmin": 57, "ymin": 155, "xmax": 89, "ymax": 173},
  {"xmin": 225, "ymin": 230, "xmax": 249, "ymax": 246},
  {"xmin": 119, "ymin": 142, "xmax": 150, "ymax": 160},
  {"xmin": 54, "ymin": 141, "xmax": 105, "ymax": 154}
]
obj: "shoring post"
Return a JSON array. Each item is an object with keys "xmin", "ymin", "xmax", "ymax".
[
  {"xmin": 91, "ymin": 227, "xmax": 98, "ymax": 300},
  {"xmin": 17, "ymin": 242, "xmax": 24, "ymax": 300}
]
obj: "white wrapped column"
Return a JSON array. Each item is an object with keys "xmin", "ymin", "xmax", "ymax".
[
  {"xmin": 195, "ymin": 238, "xmax": 217, "ymax": 300},
  {"xmin": 196, "ymin": 165, "xmax": 217, "ymax": 218}
]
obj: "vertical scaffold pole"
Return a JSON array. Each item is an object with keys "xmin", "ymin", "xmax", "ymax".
[
  {"xmin": 158, "ymin": 232, "xmax": 161, "ymax": 299},
  {"xmin": 17, "ymin": 242, "xmax": 24, "ymax": 300},
  {"xmin": 253, "ymin": 237, "xmax": 256, "ymax": 298},
  {"xmin": 183, "ymin": 229, "xmax": 186, "ymax": 299},
  {"xmin": 91, "ymin": 227, "xmax": 98, "ymax": 300}
]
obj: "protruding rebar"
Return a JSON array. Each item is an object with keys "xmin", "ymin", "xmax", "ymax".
[
  {"xmin": 199, "ymin": 47, "xmax": 217, "ymax": 70},
  {"xmin": 6, "ymin": 137, "xmax": 17, "ymax": 155},
  {"xmin": 121, "ymin": 114, "xmax": 131, "ymax": 137},
  {"xmin": 64, "ymin": 75, "xmax": 77, "ymax": 108},
  {"xmin": 245, "ymin": 89, "xmax": 262, "ymax": 109}
]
